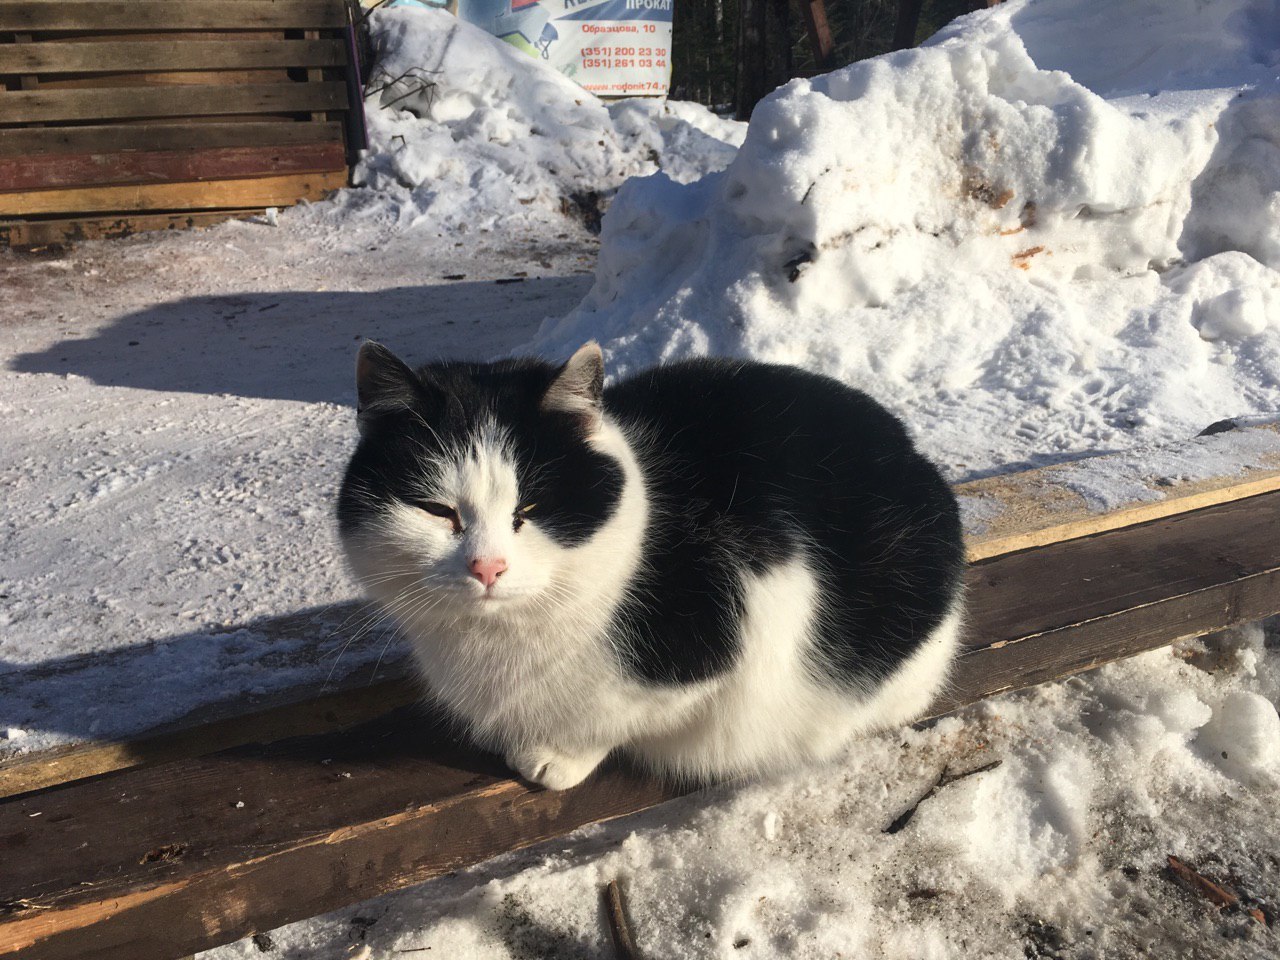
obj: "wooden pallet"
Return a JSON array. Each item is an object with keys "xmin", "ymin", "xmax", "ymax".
[
  {"xmin": 0, "ymin": 0, "xmax": 361, "ymax": 246},
  {"xmin": 2, "ymin": 425, "xmax": 1279, "ymax": 959}
]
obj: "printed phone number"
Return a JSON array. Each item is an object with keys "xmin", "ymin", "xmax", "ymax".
[
  {"xmin": 580, "ymin": 49, "xmax": 666, "ymax": 69},
  {"xmin": 582, "ymin": 58, "xmax": 667, "ymax": 69}
]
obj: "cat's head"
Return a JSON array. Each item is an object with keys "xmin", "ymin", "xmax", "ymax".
[{"xmin": 337, "ymin": 341, "xmax": 627, "ymax": 616}]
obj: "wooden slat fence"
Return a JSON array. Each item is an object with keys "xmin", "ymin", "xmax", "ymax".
[{"xmin": 0, "ymin": 0, "xmax": 363, "ymax": 246}]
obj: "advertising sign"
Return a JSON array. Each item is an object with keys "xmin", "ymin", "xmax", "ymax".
[
  {"xmin": 457, "ymin": 0, "xmax": 673, "ymax": 97},
  {"xmin": 362, "ymin": 0, "xmax": 673, "ymax": 97}
]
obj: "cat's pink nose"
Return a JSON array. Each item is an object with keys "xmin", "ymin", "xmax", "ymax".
[{"xmin": 469, "ymin": 557, "xmax": 508, "ymax": 588}]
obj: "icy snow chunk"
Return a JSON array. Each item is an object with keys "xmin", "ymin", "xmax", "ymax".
[
  {"xmin": 1196, "ymin": 289, "xmax": 1268, "ymax": 341},
  {"xmin": 918, "ymin": 750, "xmax": 1094, "ymax": 905},
  {"xmin": 1170, "ymin": 251, "xmax": 1280, "ymax": 342},
  {"xmin": 1148, "ymin": 688, "xmax": 1213, "ymax": 736},
  {"xmin": 1198, "ymin": 691, "xmax": 1280, "ymax": 785}
]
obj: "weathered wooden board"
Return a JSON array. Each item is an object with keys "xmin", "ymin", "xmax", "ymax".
[
  {"xmin": 0, "ymin": 673, "xmax": 416, "ymax": 799},
  {"xmin": 0, "ymin": 710, "xmax": 683, "ymax": 960},
  {"xmin": 961, "ymin": 420, "xmax": 1280, "ymax": 561},
  {"xmin": 0, "ymin": 142, "xmax": 345, "ymax": 191},
  {"xmin": 0, "ymin": 38, "xmax": 346, "ymax": 74},
  {"xmin": 0, "ymin": 208, "xmax": 263, "ymax": 247},
  {"xmin": 0, "ymin": 168, "xmax": 348, "ymax": 215},
  {"xmin": 0, "ymin": 120, "xmax": 342, "ymax": 156},
  {"xmin": 0, "ymin": 2, "xmax": 348, "ymax": 32},
  {"xmin": 0, "ymin": 81, "xmax": 348, "ymax": 124},
  {"xmin": 2, "ymin": 490, "xmax": 1277, "ymax": 960},
  {"xmin": 936, "ymin": 487, "xmax": 1280, "ymax": 712}
]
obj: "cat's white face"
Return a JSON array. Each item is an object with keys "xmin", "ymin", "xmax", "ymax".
[
  {"xmin": 354, "ymin": 427, "xmax": 563, "ymax": 615},
  {"xmin": 338, "ymin": 342, "xmax": 642, "ymax": 628}
]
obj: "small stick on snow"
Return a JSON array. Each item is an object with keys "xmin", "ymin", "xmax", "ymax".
[
  {"xmin": 883, "ymin": 759, "xmax": 1003, "ymax": 834},
  {"xmin": 1166, "ymin": 855, "xmax": 1268, "ymax": 925},
  {"xmin": 603, "ymin": 878, "xmax": 642, "ymax": 960}
]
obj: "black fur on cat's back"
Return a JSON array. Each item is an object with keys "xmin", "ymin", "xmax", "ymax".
[{"xmin": 604, "ymin": 358, "xmax": 966, "ymax": 688}]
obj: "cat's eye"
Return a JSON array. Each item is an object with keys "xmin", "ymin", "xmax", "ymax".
[
  {"xmin": 513, "ymin": 503, "xmax": 536, "ymax": 532},
  {"xmin": 412, "ymin": 499, "xmax": 462, "ymax": 533}
]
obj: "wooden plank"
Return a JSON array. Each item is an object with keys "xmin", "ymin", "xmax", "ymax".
[
  {"xmin": 1, "ymin": 491, "xmax": 1277, "ymax": 960},
  {"xmin": 0, "ymin": 675, "xmax": 417, "ymax": 798},
  {"xmin": 11, "ymin": 32, "xmax": 38, "ymax": 95},
  {"xmin": 960, "ymin": 421, "xmax": 1280, "ymax": 561},
  {"xmin": 0, "ymin": 710, "xmax": 683, "ymax": 960},
  {"xmin": 29, "ymin": 69, "xmax": 293, "ymax": 91},
  {"xmin": 0, "ymin": 168, "xmax": 348, "ymax": 215},
  {"xmin": 934, "ymin": 489, "xmax": 1280, "ymax": 712},
  {"xmin": 0, "ymin": 208, "xmax": 265, "ymax": 247},
  {"xmin": 0, "ymin": 39, "xmax": 347, "ymax": 74},
  {"xmin": 0, "ymin": 119, "xmax": 342, "ymax": 156},
  {"xmin": 0, "ymin": 81, "xmax": 348, "ymax": 123},
  {"xmin": 0, "ymin": 141, "xmax": 346, "ymax": 191},
  {"xmin": 303, "ymin": 28, "xmax": 326, "ymax": 122},
  {"xmin": 0, "ymin": 2, "xmax": 348, "ymax": 32}
]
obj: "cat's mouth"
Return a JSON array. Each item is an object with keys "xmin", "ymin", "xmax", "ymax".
[{"xmin": 468, "ymin": 583, "xmax": 521, "ymax": 606}]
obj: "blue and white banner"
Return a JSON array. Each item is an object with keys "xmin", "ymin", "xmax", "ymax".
[{"xmin": 456, "ymin": 0, "xmax": 673, "ymax": 96}]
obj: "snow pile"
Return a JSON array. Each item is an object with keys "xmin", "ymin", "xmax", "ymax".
[
  {"xmin": 352, "ymin": 8, "xmax": 744, "ymax": 231},
  {"xmin": 534, "ymin": 0, "xmax": 1280, "ymax": 473}
]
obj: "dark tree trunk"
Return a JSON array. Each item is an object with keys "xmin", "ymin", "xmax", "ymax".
[
  {"xmin": 892, "ymin": 0, "xmax": 925, "ymax": 50},
  {"xmin": 735, "ymin": 0, "xmax": 768, "ymax": 119},
  {"xmin": 736, "ymin": 0, "xmax": 794, "ymax": 119}
]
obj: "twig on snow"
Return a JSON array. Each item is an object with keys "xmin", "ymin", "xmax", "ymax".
[
  {"xmin": 603, "ymin": 878, "xmax": 643, "ymax": 960},
  {"xmin": 883, "ymin": 758, "xmax": 1003, "ymax": 834},
  {"xmin": 1166, "ymin": 855, "xmax": 1268, "ymax": 925}
]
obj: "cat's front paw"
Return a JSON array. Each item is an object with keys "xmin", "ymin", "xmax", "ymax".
[{"xmin": 507, "ymin": 746, "xmax": 607, "ymax": 791}]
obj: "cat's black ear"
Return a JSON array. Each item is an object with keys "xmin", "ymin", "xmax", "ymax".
[
  {"xmin": 355, "ymin": 341, "xmax": 419, "ymax": 434},
  {"xmin": 542, "ymin": 342, "xmax": 604, "ymax": 434}
]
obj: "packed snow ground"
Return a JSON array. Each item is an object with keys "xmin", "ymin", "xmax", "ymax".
[{"xmin": 1, "ymin": 0, "xmax": 1279, "ymax": 957}]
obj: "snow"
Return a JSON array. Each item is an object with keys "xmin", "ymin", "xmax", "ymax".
[
  {"xmin": 532, "ymin": 0, "xmax": 1280, "ymax": 474},
  {"xmin": 354, "ymin": 8, "xmax": 744, "ymax": 231},
  {"xmin": 1, "ymin": 0, "xmax": 1279, "ymax": 956}
]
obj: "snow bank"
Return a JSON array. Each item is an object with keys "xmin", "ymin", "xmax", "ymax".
[
  {"xmin": 352, "ymin": 8, "xmax": 744, "ymax": 231},
  {"xmin": 533, "ymin": 0, "xmax": 1280, "ymax": 474}
]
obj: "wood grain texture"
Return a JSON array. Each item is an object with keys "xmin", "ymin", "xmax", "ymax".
[
  {"xmin": 0, "ymin": 142, "xmax": 345, "ymax": 191},
  {"xmin": 0, "ymin": 168, "xmax": 348, "ymax": 215},
  {"xmin": 933, "ymin": 488, "xmax": 1280, "ymax": 713},
  {"xmin": 0, "ymin": 674, "xmax": 416, "ymax": 798},
  {"xmin": 795, "ymin": 0, "xmax": 834, "ymax": 69},
  {"xmin": 960, "ymin": 422, "xmax": 1280, "ymax": 561},
  {"xmin": 0, "ymin": 81, "xmax": 348, "ymax": 123},
  {"xmin": 2, "ymin": 491, "xmax": 1277, "ymax": 960},
  {"xmin": 0, "ymin": 120, "xmax": 342, "ymax": 157},
  {"xmin": 0, "ymin": 2, "xmax": 348, "ymax": 32},
  {"xmin": 0, "ymin": 709, "xmax": 682, "ymax": 960},
  {"xmin": 0, "ymin": 208, "xmax": 261, "ymax": 247},
  {"xmin": 0, "ymin": 38, "xmax": 346, "ymax": 74}
]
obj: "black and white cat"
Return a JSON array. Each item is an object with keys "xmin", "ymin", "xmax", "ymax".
[{"xmin": 338, "ymin": 341, "xmax": 965, "ymax": 790}]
